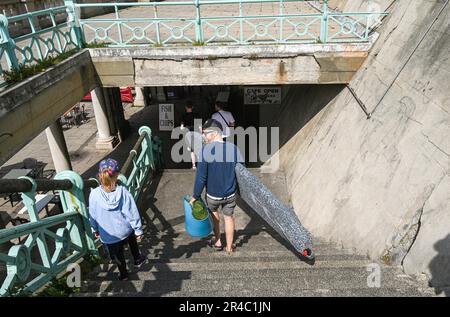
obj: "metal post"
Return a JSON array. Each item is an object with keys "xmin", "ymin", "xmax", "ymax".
[
  {"xmin": 194, "ymin": 0, "xmax": 203, "ymax": 43},
  {"xmin": 50, "ymin": 9, "xmax": 63, "ymax": 53},
  {"xmin": 55, "ymin": 170, "xmax": 97, "ymax": 255},
  {"xmin": 18, "ymin": 177, "xmax": 52, "ymax": 268},
  {"xmin": 115, "ymin": 5, "xmax": 124, "ymax": 46},
  {"xmin": 64, "ymin": 0, "xmax": 85, "ymax": 48},
  {"xmin": 28, "ymin": 14, "xmax": 44, "ymax": 60},
  {"xmin": 279, "ymin": 0, "xmax": 284, "ymax": 42},
  {"xmin": 0, "ymin": 14, "xmax": 19, "ymax": 70},
  {"xmin": 365, "ymin": 15, "xmax": 370, "ymax": 40},
  {"xmin": 153, "ymin": 4, "xmax": 161, "ymax": 45},
  {"xmin": 239, "ymin": 0, "xmax": 244, "ymax": 44},
  {"xmin": 140, "ymin": 126, "xmax": 154, "ymax": 170},
  {"xmin": 320, "ymin": 0, "xmax": 329, "ymax": 43}
]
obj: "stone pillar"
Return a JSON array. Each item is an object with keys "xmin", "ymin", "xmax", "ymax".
[
  {"xmin": 110, "ymin": 87, "xmax": 131, "ymax": 140},
  {"xmin": 149, "ymin": 87, "xmax": 157, "ymax": 105},
  {"xmin": 156, "ymin": 87, "xmax": 167, "ymax": 102},
  {"xmin": 45, "ymin": 119, "xmax": 72, "ymax": 172},
  {"xmin": 102, "ymin": 87, "xmax": 130, "ymax": 143},
  {"xmin": 91, "ymin": 87, "xmax": 119, "ymax": 150},
  {"xmin": 134, "ymin": 86, "xmax": 146, "ymax": 107}
]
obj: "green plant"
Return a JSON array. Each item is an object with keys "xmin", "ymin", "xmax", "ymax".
[
  {"xmin": 38, "ymin": 276, "xmax": 81, "ymax": 297},
  {"xmin": 7, "ymin": 282, "xmax": 33, "ymax": 297},
  {"xmin": 2, "ymin": 48, "xmax": 80, "ymax": 84},
  {"xmin": 83, "ymin": 41, "xmax": 108, "ymax": 48},
  {"xmin": 381, "ymin": 253, "xmax": 391, "ymax": 265},
  {"xmin": 80, "ymin": 253, "xmax": 103, "ymax": 272},
  {"xmin": 192, "ymin": 41, "xmax": 205, "ymax": 46},
  {"xmin": 35, "ymin": 253, "xmax": 103, "ymax": 297}
]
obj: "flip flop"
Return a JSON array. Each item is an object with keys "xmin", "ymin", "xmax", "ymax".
[{"xmin": 208, "ymin": 239, "xmax": 224, "ymax": 251}]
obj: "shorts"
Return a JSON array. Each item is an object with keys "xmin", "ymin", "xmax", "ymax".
[{"xmin": 206, "ymin": 194, "xmax": 236, "ymax": 216}]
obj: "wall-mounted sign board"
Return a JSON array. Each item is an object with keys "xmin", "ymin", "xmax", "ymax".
[
  {"xmin": 244, "ymin": 86, "xmax": 281, "ymax": 105},
  {"xmin": 159, "ymin": 103, "xmax": 174, "ymax": 131}
]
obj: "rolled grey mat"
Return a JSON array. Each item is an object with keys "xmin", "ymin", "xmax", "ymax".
[{"xmin": 235, "ymin": 163, "xmax": 314, "ymax": 260}]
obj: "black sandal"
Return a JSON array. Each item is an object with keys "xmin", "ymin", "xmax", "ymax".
[{"xmin": 208, "ymin": 238, "xmax": 224, "ymax": 251}]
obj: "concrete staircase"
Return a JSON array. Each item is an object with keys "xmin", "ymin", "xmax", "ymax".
[{"xmin": 75, "ymin": 169, "xmax": 434, "ymax": 297}]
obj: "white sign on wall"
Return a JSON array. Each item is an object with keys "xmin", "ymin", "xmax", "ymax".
[
  {"xmin": 159, "ymin": 103, "xmax": 174, "ymax": 131},
  {"xmin": 244, "ymin": 86, "xmax": 282, "ymax": 105}
]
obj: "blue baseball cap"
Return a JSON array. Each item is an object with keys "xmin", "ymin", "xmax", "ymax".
[{"xmin": 98, "ymin": 158, "xmax": 120, "ymax": 175}]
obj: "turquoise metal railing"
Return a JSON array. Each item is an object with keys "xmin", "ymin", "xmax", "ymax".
[
  {"xmin": 0, "ymin": 5, "xmax": 82, "ymax": 68},
  {"xmin": 0, "ymin": 1, "xmax": 387, "ymax": 86},
  {"xmin": 0, "ymin": 3, "xmax": 83, "ymax": 87},
  {"xmin": 74, "ymin": 0, "xmax": 387, "ymax": 47},
  {"xmin": 0, "ymin": 126, "xmax": 159, "ymax": 296}
]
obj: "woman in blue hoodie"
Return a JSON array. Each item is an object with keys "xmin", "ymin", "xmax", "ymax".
[{"xmin": 89, "ymin": 158, "xmax": 146, "ymax": 280}]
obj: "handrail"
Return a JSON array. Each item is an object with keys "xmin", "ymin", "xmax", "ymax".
[
  {"xmin": 0, "ymin": 125, "xmax": 160, "ymax": 296},
  {"xmin": 0, "ymin": 178, "xmax": 97, "ymax": 195},
  {"xmin": 120, "ymin": 133, "xmax": 146, "ymax": 177},
  {"xmin": 74, "ymin": 0, "xmax": 308, "ymax": 7},
  {"xmin": 6, "ymin": 6, "xmax": 67, "ymax": 23},
  {"xmin": 0, "ymin": 211, "xmax": 78, "ymax": 243},
  {"xmin": 118, "ymin": 126, "xmax": 156, "ymax": 201}
]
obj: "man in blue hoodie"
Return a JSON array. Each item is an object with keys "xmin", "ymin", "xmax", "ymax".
[
  {"xmin": 189, "ymin": 119, "xmax": 244, "ymax": 254},
  {"xmin": 89, "ymin": 158, "xmax": 146, "ymax": 280}
]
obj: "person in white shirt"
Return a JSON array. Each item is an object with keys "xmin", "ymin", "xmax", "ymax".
[{"xmin": 211, "ymin": 101, "xmax": 235, "ymax": 139}]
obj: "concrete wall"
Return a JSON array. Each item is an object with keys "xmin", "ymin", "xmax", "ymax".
[
  {"xmin": 90, "ymin": 44, "xmax": 372, "ymax": 87},
  {"xmin": 0, "ymin": 49, "xmax": 97, "ymax": 165},
  {"xmin": 273, "ymin": 0, "xmax": 450, "ymax": 288}
]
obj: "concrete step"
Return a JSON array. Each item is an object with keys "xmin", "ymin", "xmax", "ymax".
[
  {"xmin": 88, "ymin": 258, "xmax": 381, "ymax": 275},
  {"xmin": 124, "ymin": 252, "xmax": 369, "ymax": 264},
  {"xmin": 88, "ymin": 266, "xmax": 416, "ymax": 284},
  {"xmin": 142, "ymin": 248, "xmax": 364, "ymax": 259},
  {"xmin": 138, "ymin": 231, "xmax": 339, "ymax": 250},
  {"xmin": 136, "ymin": 237, "xmax": 359, "ymax": 254},
  {"xmin": 74, "ymin": 287, "xmax": 432, "ymax": 297},
  {"xmin": 80, "ymin": 267, "xmax": 427, "ymax": 295}
]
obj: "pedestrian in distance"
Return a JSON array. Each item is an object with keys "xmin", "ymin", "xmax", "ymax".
[
  {"xmin": 181, "ymin": 100, "xmax": 202, "ymax": 169},
  {"xmin": 211, "ymin": 101, "xmax": 235, "ymax": 140}
]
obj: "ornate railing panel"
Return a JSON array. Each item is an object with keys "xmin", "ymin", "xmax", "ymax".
[
  {"xmin": 0, "ymin": 3, "xmax": 83, "ymax": 87},
  {"xmin": 0, "ymin": 126, "xmax": 160, "ymax": 296},
  {"xmin": 75, "ymin": 1, "xmax": 387, "ymax": 46},
  {"xmin": 0, "ymin": 173, "xmax": 92, "ymax": 296}
]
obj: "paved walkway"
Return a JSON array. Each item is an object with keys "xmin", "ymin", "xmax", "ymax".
[
  {"xmin": 0, "ymin": 101, "xmax": 143, "ymax": 225},
  {"xmin": 1, "ymin": 102, "xmax": 138, "ymax": 178}
]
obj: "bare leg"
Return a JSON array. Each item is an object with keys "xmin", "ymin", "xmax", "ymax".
[
  {"xmin": 211, "ymin": 211, "xmax": 222, "ymax": 247},
  {"xmin": 224, "ymin": 215, "xmax": 235, "ymax": 252},
  {"xmin": 191, "ymin": 151, "xmax": 196, "ymax": 168}
]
